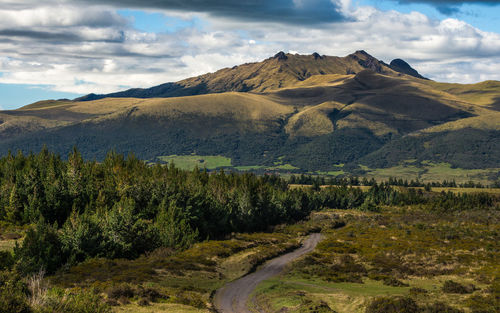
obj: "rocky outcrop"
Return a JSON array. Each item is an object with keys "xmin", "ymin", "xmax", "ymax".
[{"xmin": 390, "ymin": 58, "xmax": 427, "ymax": 79}]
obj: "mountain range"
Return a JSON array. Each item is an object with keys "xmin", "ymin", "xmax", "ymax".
[{"xmin": 1, "ymin": 50, "xmax": 499, "ymax": 180}]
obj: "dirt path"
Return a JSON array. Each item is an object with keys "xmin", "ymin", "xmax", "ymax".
[{"xmin": 213, "ymin": 233, "xmax": 323, "ymax": 313}]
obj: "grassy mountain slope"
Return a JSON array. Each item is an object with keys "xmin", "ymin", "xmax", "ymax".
[
  {"xmin": 0, "ymin": 51, "xmax": 498, "ymax": 177},
  {"xmin": 77, "ymin": 50, "xmax": 406, "ymax": 101}
]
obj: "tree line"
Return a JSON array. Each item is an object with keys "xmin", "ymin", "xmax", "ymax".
[{"xmin": 0, "ymin": 148, "xmax": 498, "ymax": 276}]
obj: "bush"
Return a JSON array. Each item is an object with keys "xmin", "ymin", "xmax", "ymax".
[
  {"xmin": 0, "ymin": 271, "xmax": 32, "ymax": 313},
  {"xmin": 421, "ymin": 302, "xmax": 463, "ymax": 313},
  {"xmin": 14, "ymin": 220, "xmax": 67, "ymax": 275},
  {"xmin": 106, "ymin": 283, "xmax": 135, "ymax": 300},
  {"xmin": 0, "ymin": 250, "xmax": 14, "ymax": 270},
  {"xmin": 465, "ymin": 294, "xmax": 499, "ymax": 313},
  {"xmin": 366, "ymin": 297, "xmax": 419, "ymax": 313},
  {"xmin": 299, "ymin": 298, "xmax": 337, "ymax": 312},
  {"xmin": 136, "ymin": 286, "xmax": 166, "ymax": 302},
  {"xmin": 176, "ymin": 291, "xmax": 206, "ymax": 309},
  {"xmin": 383, "ymin": 277, "xmax": 409, "ymax": 287},
  {"xmin": 409, "ymin": 287, "xmax": 428, "ymax": 295},
  {"xmin": 442, "ymin": 280, "xmax": 476, "ymax": 294}
]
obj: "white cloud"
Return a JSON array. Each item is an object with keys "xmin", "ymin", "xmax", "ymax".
[{"xmin": 0, "ymin": 0, "xmax": 498, "ymax": 98}]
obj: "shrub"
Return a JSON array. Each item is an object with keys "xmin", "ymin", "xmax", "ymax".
[
  {"xmin": 0, "ymin": 250, "xmax": 14, "ymax": 270},
  {"xmin": 0, "ymin": 271, "xmax": 32, "ymax": 313},
  {"xmin": 176, "ymin": 291, "xmax": 206, "ymax": 309},
  {"xmin": 409, "ymin": 287, "xmax": 428, "ymax": 295},
  {"xmin": 442, "ymin": 280, "xmax": 476, "ymax": 294},
  {"xmin": 137, "ymin": 298, "xmax": 150, "ymax": 306},
  {"xmin": 299, "ymin": 298, "xmax": 337, "ymax": 312},
  {"xmin": 14, "ymin": 220, "xmax": 67, "ymax": 275},
  {"xmin": 465, "ymin": 294, "xmax": 499, "ymax": 313},
  {"xmin": 383, "ymin": 277, "xmax": 409, "ymax": 287},
  {"xmin": 136, "ymin": 286, "xmax": 166, "ymax": 302},
  {"xmin": 106, "ymin": 283, "xmax": 135, "ymax": 300},
  {"xmin": 366, "ymin": 297, "xmax": 419, "ymax": 313},
  {"xmin": 421, "ymin": 302, "xmax": 464, "ymax": 313}
]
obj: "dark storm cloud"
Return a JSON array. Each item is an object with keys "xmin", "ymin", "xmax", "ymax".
[
  {"xmin": 0, "ymin": 29, "xmax": 126, "ymax": 43},
  {"xmin": 80, "ymin": 0, "xmax": 347, "ymax": 24},
  {"xmin": 0, "ymin": 29, "xmax": 82, "ymax": 41},
  {"xmin": 398, "ymin": 0, "xmax": 500, "ymax": 5},
  {"xmin": 397, "ymin": 0, "xmax": 500, "ymax": 15}
]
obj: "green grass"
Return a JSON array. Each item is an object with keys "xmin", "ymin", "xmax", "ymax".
[
  {"xmin": 234, "ymin": 165, "xmax": 266, "ymax": 171},
  {"xmin": 361, "ymin": 161, "xmax": 499, "ymax": 185},
  {"xmin": 267, "ymin": 164, "xmax": 300, "ymax": 170},
  {"xmin": 316, "ymin": 170, "xmax": 346, "ymax": 176},
  {"xmin": 234, "ymin": 164, "xmax": 300, "ymax": 171},
  {"xmin": 157, "ymin": 155, "xmax": 232, "ymax": 170},
  {"xmin": 252, "ymin": 277, "xmax": 410, "ymax": 313}
]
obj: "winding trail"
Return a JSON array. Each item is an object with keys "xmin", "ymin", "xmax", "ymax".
[{"xmin": 213, "ymin": 233, "xmax": 323, "ymax": 313}]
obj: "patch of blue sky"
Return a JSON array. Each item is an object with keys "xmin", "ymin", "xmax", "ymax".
[
  {"xmin": 356, "ymin": 1, "xmax": 500, "ymax": 33},
  {"xmin": 457, "ymin": 3, "xmax": 500, "ymax": 33},
  {"xmin": 118, "ymin": 9, "xmax": 205, "ymax": 33},
  {"xmin": 0, "ymin": 83, "xmax": 82, "ymax": 110}
]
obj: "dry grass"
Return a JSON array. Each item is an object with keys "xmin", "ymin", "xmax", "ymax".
[
  {"xmin": 27, "ymin": 269, "xmax": 49, "ymax": 308},
  {"xmin": 417, "ymin": 112, "xmax": 500, "ymax": 133},
  {"xmin": 0, "ymin": 239, "xmax": 17, "ymax": 251},
  {"xmin": 113, "ymin": 303, "xmax": 209, "ymax": 313},
  {"xmin": 285, "ymin": 102, "xmax": 344, "ymax": 137},
  {"xmin": 424, "ymin": 80, "xmax": 500, "ymax": 110}
]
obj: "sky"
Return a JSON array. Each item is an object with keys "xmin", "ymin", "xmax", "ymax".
[{"xmin": 0, "ymin": 0, "xmax": 499, "ymax": 109}]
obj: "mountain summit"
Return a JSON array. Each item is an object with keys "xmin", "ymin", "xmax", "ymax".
[{"xmin": 77, "ymin": 51, "xmax": 425, "ymax": 101}]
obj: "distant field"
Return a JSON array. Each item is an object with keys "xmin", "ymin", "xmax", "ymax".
[
  {"xmin": 361, "ymin": 162, "xmax": 499, "ymax": 185},
  {"xmin": 289, "ymin": 184, "xmax": 500, "ymax": 194},
  {"xmin": 157, "ymin": 155, "xmax": 232, "ymax": 170},
  {"xmin": 152, "ymin": 157, "xmax": 499, "ymax": 186},
  {"xmin": 233, "ymin": 165, "xmax": 266, "ymax": 171}
]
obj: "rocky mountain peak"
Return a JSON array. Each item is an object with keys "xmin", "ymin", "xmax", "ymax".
[
  {"xmin": 312, "ymin": 52, "xmax": 323, "ymax": 60},
  {"xmin": 389, "ymin": 58, "xmax": 427, "ymax": 79},
  {"xmin": 274, "ymin": 51, "xmax": 288, "ymax": 61}
]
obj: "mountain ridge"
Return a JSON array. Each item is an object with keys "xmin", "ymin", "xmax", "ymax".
[
  {"xmin": 76, "ymin": 50, "xmax": 426, "ymax": 101},
  {"xmin": 0, "ymin": 50, "xmax": 499, "ymax": 181}
]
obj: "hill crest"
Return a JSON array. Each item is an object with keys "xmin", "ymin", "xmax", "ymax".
[{"xmin": 76, "ymin": 51, "xmax": 425, "ymax": 101}]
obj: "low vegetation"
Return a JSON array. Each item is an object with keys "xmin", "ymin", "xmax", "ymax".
[
  {"xmin": 0, "ymin": 149, "xmax": 498, "ymax": 312},
  {"xmin": 253, "ymin": 207, "xmax": 499, "ymax": 313}
]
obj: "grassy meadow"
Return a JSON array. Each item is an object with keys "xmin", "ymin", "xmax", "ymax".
[
  {"xmin": 359, "ymin": 161, "xmax": 500, "ymax": 186},
  {"xmin": 156, "ymin": 155, "xmax": 232, "ymax": 170}
]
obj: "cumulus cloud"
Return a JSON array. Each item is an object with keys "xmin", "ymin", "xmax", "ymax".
[{"xmin": 0, "ymin": 0, "xmax": 498, "ymax": 98}]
